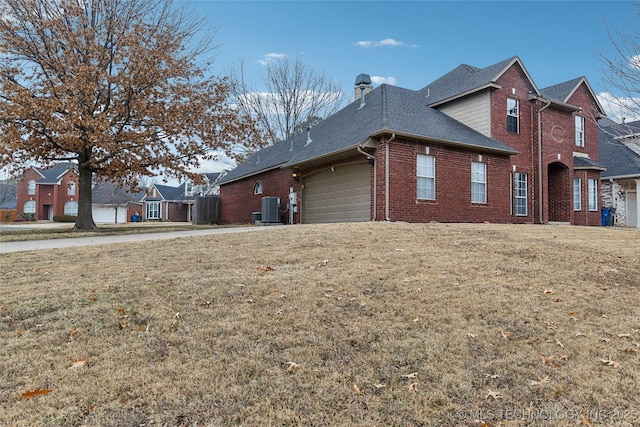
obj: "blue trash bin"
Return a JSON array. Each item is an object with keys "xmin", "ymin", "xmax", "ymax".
[{"xmin": 601, "ymin": 208, "xmax": 610, "ymax": 226}]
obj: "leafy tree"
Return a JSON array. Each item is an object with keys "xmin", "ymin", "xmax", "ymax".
[
  {"xmin": 0, "ymin": 0, "xmax": 262, "ymax": 230},
  {"xmin": 229, "ymin": 55, "xmax": 344, "ymax": 145}
]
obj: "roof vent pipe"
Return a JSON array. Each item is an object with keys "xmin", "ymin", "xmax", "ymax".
[{"xmin": 305, "ymin": 126, "xmax": 312, "ymax": 146}]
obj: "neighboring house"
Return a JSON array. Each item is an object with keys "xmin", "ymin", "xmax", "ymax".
[
  {"xmin": 91, "ymin": 181, "xmax": 146, "ymax": 224},
  {"xmin": 141, "ymin": 183, "xmax": 194, "ymax": 222},
  {"xmin": 184, "ymin": 171, "xmax": 225, "ymax": 197},
  {"xmin": 219, "ymin": 56, "xmax": 606, "ymax": 226},
  {"xmin": 598, "ymin": 119, "xmax": 640, "ymax": 227},
  {"xmin": 16, "ymin": 162, "xmax": 79, "ymax": 220}
]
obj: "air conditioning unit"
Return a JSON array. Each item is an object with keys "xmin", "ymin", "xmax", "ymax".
[
  {"xmin": 251, "ymin": 211, "xmax": 262, "ymax": 224},
  {"xmin": 261, "ymin": 197, "xmax": 280, "ymax": 223}
]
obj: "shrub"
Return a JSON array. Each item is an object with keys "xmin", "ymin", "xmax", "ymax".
[
  {"xmin": 53, "ymin": 215, "xmax": 77, "ymax": 222},
  {"xmin": 18, "ymin": 212, "xmax": 35, "ymax": 221}
]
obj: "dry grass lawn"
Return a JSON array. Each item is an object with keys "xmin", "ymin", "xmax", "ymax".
[{"xmin": 1, "ymin": 222, "xmax": 639, "ymax": 426}]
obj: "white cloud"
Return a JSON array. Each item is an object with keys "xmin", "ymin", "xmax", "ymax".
[
  {"xmin": 597, "ymin": 91, "xmax": 640, "ymax": 123},
  {"xmin": 258, "ymin": 53, "xmax": 287, "ymax": 66},
  {"xmin": 371, "ymin": 75, "xmax": 396, "ymax": 86},
  {"xmin": 628, "ymin": 55, "xmax": 640, "ymax": 70},
  {"xmin": 355, "ymin": 38, "xmax": 417, "ymax": 48}
]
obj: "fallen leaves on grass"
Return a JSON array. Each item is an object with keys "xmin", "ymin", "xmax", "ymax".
[
  {"xmin": 539, "ymin": 354, "xmax": 559, "ymax": 368},
  {"xmin": 600, "ymin": 356, "xmax": 621, "ymax": 368},
  {"xmin": 529, "ymin": 376, "xmax": 550, "ymax": 386},
  {"xmin": 69, "ymin": 359, "xmax": 88, "ymax": 369},
  {"xmin": 408, "ymin": 382, "xmax": 418, "ymax": 392},
  {"xmin": 256, "ymin": 265, "xmax": 275, "ymax": 276},
  {"xmin": 352, "ymin": 383, "xmax": 361, "ymax": 396},
  {"xmin": 485, "ymin": 389, "xmax": 501, "ymax": 400},
  {"xmin": 581, "ymin": 414, "xmax": 595, "ymax": 426},
  {"xmin": 500, "ymin": 330, "xmax": 511, "ymax": 339},
  {"xmin": 401, "ymin": 372, "xmax": 418, "ymax": 379},
  {"xmin": 286, "ymin": 361, "xmax": 299, "ymax": 372},
  {"xmin": 21, "ymin": 389, "xmax": 51, "ymax": 399}
]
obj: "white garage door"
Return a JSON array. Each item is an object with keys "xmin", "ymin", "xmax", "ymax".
[
  {"xmin": 93, "ymin": 206, "xmax": 127, "ymax": 223},
  {"xmin": 302, "ymin": 162, "xmax": 371, "ymax": 223}
]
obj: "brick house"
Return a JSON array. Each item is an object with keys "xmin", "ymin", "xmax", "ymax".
[
  {"xmin": 141, "ymin": 183, "xmax": 194, "ymax": 222},
  {"xmin": 598, "ymin": 119, "xmax": 640, "ymax": 227},
  {"xmin": 218, "ymin": 56, "xmax": 606, "ymax": 226},
  {"xmin": 16, "ymin": 162, "xmax": 79, "ymax": 220}
]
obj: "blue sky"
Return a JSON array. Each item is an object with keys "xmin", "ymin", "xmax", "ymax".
[{"xmin": 187, "ymin": 0, "xmax": 636, "ymax": 123}]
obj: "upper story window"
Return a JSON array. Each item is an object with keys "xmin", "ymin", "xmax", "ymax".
[
  {"xmin": 575, "ymin": 115, "xmax": 585, "ymax": 147},
  {"xmin": 253, "ymin": 181, "xmax": 263, "ymax": 195},
  {"xmin": 416, "ymin": 154, "xmax": 435, "ymax": 200},
  {"xmin": 185, "ymin": 181, "xmax": 193, "ymax": 196},
  {"xmin": 471, "ymin": 162, "xmax": 487, "ymax": 204},
  {"xmin": 507, "ymin": 98, "xmax": 519, "ymax": 133},
  {"xmin": 67, "ymin": 181, "xmax": 76, "ymax": 195},
  {"xmin": 27, "ymin": 180, "xmax": 36, "ymax": 195}
]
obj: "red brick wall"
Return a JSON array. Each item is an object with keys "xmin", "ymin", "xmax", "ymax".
[
  {"xmin": 16, "ymin": 168, "xmax": 41, "ymax": 217},
  {"xmin": 220, "ymin": 168, "xmax": 299, "ymax": 224},
  {"xmin": 375, "ymin": 136, "xmax": 514, "ymax": 223},
  {"xmin": 167, "ymin": 202, "xmax": 189, "ymax": 222}
]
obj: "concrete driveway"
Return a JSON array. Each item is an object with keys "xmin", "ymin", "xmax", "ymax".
[{"xmin": 0, "ymin": 225, "xmax": 268, "ymax": 254}]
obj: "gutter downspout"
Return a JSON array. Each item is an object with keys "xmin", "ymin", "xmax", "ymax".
[
  {"xmin": 357, "ymin": 145, "xmax": 377, "ymax": 221},
  {"xmin": 385, "ymin": 133, "xmax": 396, "ymax": 221},
  {"xmin": 537, "ymin": 98, "xmax": 552, "ymax": 224}
]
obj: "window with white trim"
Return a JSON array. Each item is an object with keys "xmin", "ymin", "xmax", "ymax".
[
  {"xmin": 146, "ymin": 202, "xmax": 160, "ymax": 219},
  {"xmin": 575, "ymin": 116, "xmax": 585, "ymax": 147},
  {"xmin": 64, "ymin": 201, "xmax": 78, "ymax": 216},
  {"xmin": 23, "ymin": 200, "xmax": 36, "ymax": 214},
  {"xmin": 416, "ymin": 154, "xmax": 435, "ymax": 200},
  {"xmin": 507, "ymin": 98, "xmax": 519, "ymax": 133},
  {"xmin": 588, "ymin": 179, "xmax": 598, "ymax": 211},
  {"xmin": 514, "ymin": 173, "xmax": 527, "ymax": 216},
  {"xmin": 471, "ymin": 162, "xmax": 487, "ymax": 204},
  {"xmin": 573, "ymin": 178, "xmax": 582, "ymax": 211},
  {"xmin": 67, "ymin": 181, "xmax": 76, "ymax": 195},
  {"xmin": 27, "ymin": 180, "xmax": 36, "ymax": 195},
  {"xmin": 253, "ymin": 181, "xmax": 263, "ymax": 195}
]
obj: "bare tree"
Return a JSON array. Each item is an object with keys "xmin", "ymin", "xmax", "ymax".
[
  {"xmin": 598, "ymin": 8, "xmax": 640, "ymax": 123},
  {"xmin": 229, "ymin": 55, "xmax": 345, "ymax": 146},
  {"xmin": 0, "ymin": 0, "xmax": 262, "ymax": 230},
  {"xmin": 0, "ymin": 178, "xmax": 16, "ymax": 208}
]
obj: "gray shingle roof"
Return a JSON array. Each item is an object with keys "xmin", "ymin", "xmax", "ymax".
[
  {"xmin": 418, "ymin": 56, "xmax": 520, "ymax": 105},
  {"xmin": 92, "ymin": 181, "xmax": 145, "ymax": 204},
  {"xmin": 539, "ymin": 77, "xmax": 584, "ymax": 103},
  {"xmin": 573, "ymin": 156, "xmax": 606, "ymax": 170},
  {"xmin": 37, "ymin": 162, "xmax": 77, "ymax": 184},
  {"xmin": 599, "ymin": 128, "xmax": 640, "ymax": 178},
  {"xmin": 150, "ymin": 183, "xmax": 190, "ymax": 201},
  {"xmin": 220, "ymin": 82, "xmax": 518, "ymax": 184}
]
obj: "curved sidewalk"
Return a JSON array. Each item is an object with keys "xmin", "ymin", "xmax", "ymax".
[{"xmin": 0, "ymin": 227, "xmax": 266, "ymax": 254}]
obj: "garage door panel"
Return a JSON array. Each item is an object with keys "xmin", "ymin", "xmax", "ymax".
[{"xmin": 302, "ymin": 162, "xmax": 370, "ymax": 223}]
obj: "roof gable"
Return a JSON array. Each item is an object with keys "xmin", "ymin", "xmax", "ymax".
[
  {"xmin": 540, "ymin": 77, "xmax": 606, "ymax": 116},
  {"xmin": 36, "ymin": 162, "xmax": 78, "ymax": 184},
  {"xmin": 419, "ymin": 56, "xmax": 539, "ymax": 106}
]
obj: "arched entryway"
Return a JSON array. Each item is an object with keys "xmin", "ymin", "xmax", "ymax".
[{"xmin": 547, "ymin": 162, "xmax": 571, "ymax": 223}]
